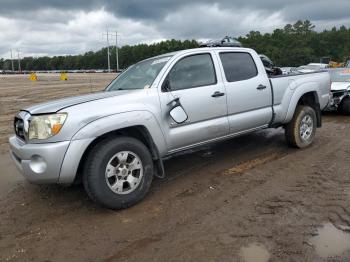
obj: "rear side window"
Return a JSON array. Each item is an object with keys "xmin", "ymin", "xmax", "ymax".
[
  {"xmin": 219, "ymin": 52, "xmax": 258, "ymax": 82},
  {"xmin": 167, "ymin": 53, "xmax": 217, "ymax": 91}
]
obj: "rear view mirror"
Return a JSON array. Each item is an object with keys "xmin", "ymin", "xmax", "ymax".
[{"xmin": 169, "ymin": 106, "xmax": 188, "ymax": 124}]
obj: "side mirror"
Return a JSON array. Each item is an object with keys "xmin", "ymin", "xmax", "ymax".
[{"xmin": 169, "ymin": 106, "xmax": 188, "ymax": 124}]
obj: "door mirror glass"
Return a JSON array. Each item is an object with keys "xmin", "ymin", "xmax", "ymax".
[{"xmin": 169, "ymin": 106, "xmax": 188, "ymax": 124}]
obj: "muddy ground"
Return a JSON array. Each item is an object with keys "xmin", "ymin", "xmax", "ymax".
[
  {"xmin": 1, "ymin": 74, "xmax": 350, "ymax": 262},
  {"xmin": 0, "ymin": 73, "xmax": 116, "ymax": 153}
]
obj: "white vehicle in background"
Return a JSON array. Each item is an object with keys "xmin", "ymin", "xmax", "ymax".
[
  {"xmin": 295, "ymin": 63, "xmax": 329, "ymax": 73},
  {"xmin": 280, "ymin": 67, "xmax": 295, "ymax": 75},
  {"xmin": 326, "ymin": 68, "xmax": 350, "ymax": 114}
]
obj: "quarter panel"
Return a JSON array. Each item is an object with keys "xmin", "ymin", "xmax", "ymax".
[{"xmin": 271, "ymin": 72, "xmax": 330, "ymax": 125}]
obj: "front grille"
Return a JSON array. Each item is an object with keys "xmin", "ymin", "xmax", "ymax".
[{"xmin": 14, "ymin": 117, "xmax": 25, "ymax": 140}]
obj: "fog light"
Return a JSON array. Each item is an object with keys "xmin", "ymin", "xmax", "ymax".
[{"xmin": 29, "ymin": 155, "xmax": 47, "ymax": 174}]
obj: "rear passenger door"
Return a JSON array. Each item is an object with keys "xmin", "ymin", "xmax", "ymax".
[{"xmin": 217, "ymin": 51, "xmax": 273, "ymax": 134}]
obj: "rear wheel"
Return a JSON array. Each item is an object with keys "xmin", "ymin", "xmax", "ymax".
[
  {"xmin": 338, "ymin": 96, "xmax": 350, "ymax": 115},
  {"xmin": 83, "ymin": 136, "xmax": 154, "ymax": 210},
  {"xmin": 285, "ymin": 105, "xmax": 317, "ymax": 148}
]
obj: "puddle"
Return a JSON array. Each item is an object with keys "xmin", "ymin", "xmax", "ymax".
[
  {"xmin": 310, "ymin": 223, "xmax": 350, "ymax": 258},
  {"xmin": 0, "ymin": 153, "xmax": 23, "ymax": 197},
  {"xmin": 240, "ymin": 243, "xmax": 270, "ymax": 262}
]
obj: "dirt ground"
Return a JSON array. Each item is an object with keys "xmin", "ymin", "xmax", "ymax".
[
  {"xmin": 1, "ymin": 74, "xmax": 350, "ymax": 262},
  {"xmin": 0, "ymin": 73, "xmax": 116, "ymax": 153}
]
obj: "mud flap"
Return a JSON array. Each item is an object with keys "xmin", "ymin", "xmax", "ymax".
[
  {"xmin": 154, "ymin": 158, "xmax": 166, "ymax": 179},
  {"xmin": 316, "ymin": 103, "xmax": 322, "ymax": 127}
]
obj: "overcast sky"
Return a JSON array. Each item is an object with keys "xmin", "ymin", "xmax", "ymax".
[{"xmin": 1, "ymin": 0, "xmax": 350, "ymax": 59}]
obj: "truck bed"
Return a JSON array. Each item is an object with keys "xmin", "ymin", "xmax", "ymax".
[{"xmin": 269, "ymin": 71, "xmax": 330, "ymax": 125}]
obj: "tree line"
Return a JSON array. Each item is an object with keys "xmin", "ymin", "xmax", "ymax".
[
  {"xmin": 1, "ymin": 20, "xmax": 350, "ymax": 71},
  {"xmin": 238, "ymin": 20, "xmax": 350, "ymax": 67},
  {"xmin": 0, "ymin": 40, "xmax": 199, "ymax": 71}
]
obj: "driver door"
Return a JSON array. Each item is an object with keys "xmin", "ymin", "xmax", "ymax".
[{"xmin": 158, "ymin": 52, "xmax": 229, "ymax": 153}]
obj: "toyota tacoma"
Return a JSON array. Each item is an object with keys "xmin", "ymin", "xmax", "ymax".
[{"xmin": 10, "ymin": 47, "xmax": 330, "ymax": 209}]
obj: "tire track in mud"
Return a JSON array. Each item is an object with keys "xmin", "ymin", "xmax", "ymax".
[
  {"xmin": 247, "ymin": 136, "xmax": 350, "ymax": 261},
  {"xmin": 106, "ymin": 122, "xmax": 350, "ymax": 262}
]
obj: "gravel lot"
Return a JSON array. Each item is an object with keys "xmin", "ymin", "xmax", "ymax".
[{"xmin": 0, "ymin": 74, "xmax": 350, "ymax": 261}]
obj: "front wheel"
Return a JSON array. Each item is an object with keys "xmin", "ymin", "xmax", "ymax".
[
  {"xmin": 83, "ymin": 136, "xmax": 154, "ymax": 210},
  {"xmin": 285, "ymin": 105, "xmax": 317, "ymax": 148}
]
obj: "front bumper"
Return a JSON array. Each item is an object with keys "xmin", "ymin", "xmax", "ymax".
[{"xmin": 9, "ymin": 136, "xmax": 70, "ymax": 184}]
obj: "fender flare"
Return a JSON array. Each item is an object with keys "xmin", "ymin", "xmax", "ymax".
[{"xmin": 284, "ymin": 82, "xmax": 320, "ymax": 124}]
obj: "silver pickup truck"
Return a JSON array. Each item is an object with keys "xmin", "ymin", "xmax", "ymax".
[{"xmin": 10, "ymin": 47, "xmax": 330, "ymax": 209}]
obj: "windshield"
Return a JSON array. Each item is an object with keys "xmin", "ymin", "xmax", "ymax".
[
  {"xmin": 329, "ymin": 69, "xmax": 350, "ymax": 82},
  {"xmin": 106, "ymin": 56, "xmax": 172, "ymax": 91}
]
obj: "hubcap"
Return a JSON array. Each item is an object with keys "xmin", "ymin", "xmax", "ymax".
[
  {"xmin": 105, "ymin": 151, "xmax": 143, "ymax": 195},
  {"xmin": 300, "ymin": 115, "xmax": 313, "ymax": 141}
]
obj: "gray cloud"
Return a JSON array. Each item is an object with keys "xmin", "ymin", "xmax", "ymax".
[
  {"xmin": 2, "ymin": 0, "xmax": 350, "ymax": 22},
  {"xmin": 0, "ymin": 0, "xmax": 350, "ymax": 58}
]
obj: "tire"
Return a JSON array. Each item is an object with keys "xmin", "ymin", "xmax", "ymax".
[
  {"xmin": 82, "ymin": 136, "xmax": 154, "ymax": 210},
  {"xmin": 285, "ymin": 105, "xmax": 317, "ymax": 148},
  {"xmin": 338, "ymin": 96, "xmax": 350, "ymax": 115}
]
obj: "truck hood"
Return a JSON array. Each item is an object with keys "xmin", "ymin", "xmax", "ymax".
[
  {"xmin": 331, "ymin": 82, "xmax": 350, "ymax": 91},
  {"xmin": 24, "ymin": 91, "xmax": 129, "ymax": 114}
]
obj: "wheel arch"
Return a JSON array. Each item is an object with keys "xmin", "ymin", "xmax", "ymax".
[
  {"xmin": 74, "ymin": 125, "xmax": 165, "ymax": 184},
  {"xmin": 59, "ymin": 111, "xmax": 167, "ymax": 184},
  {"xmin": 285, "ymin": 86, "xmax": 322, "ymax": 127}
]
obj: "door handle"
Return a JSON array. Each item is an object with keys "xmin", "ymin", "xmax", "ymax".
[
  {"xmin": 211, "ymin": 91, "xmax": 225, "ymax": 97},
  {"xmin": 257, "ymin": 84, "xmax": 267, "ymax": 90}
]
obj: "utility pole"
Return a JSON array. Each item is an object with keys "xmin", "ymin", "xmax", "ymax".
[
  {"xmin": 103, "ymin": 30, "xmax": 120, "ymax": 72},
  {"xmin": 115, "ymin": 31, "xmax": 119, "ymax": 71},
  {"xmin": 17, "ymin": 50, "xmax": 21, "ymax": 72},
  {"xmin": 10, "ymin": 49, "xmax": 14, "ymax": 72},
  {"xmin": 103, "ymin": 29, "xmax": 111, "ymax": 72},
  {"xmin": 107, "ymin": 29, "xmax": 111, "ymax": 72}
]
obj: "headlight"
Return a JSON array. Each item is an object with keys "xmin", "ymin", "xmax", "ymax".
[{"xmin": 28, "ymin": 113, "xmax": 67, "ymax": 140}]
